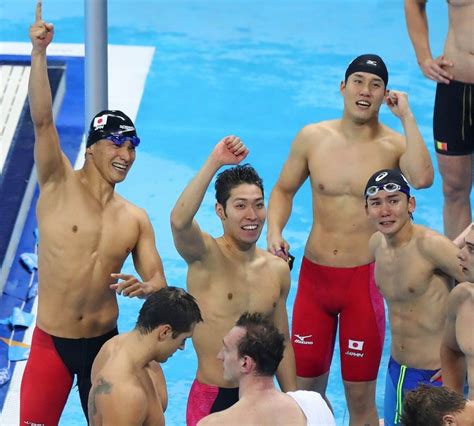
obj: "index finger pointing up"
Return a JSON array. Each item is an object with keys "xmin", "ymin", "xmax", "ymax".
[{"xmin": 35, "ymin": 1, "xmax": 42, "ymax": 22}]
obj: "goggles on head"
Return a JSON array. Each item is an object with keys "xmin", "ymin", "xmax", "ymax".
[
  {"xmin": 104, "ymin": 133, "xmax": 140, "ymax": 147},
  {"xmin": 365, "ymin": 182, "xmax": 408, "ymax": 198}
]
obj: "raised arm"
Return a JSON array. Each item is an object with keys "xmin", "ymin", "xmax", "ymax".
[
  {"xmin": 440, "ymin": 284, "xmax": 468, "ymax": 395},
  {"xmin": 266, "ymin": 128, "xmax": 310, "ymax": 260},
  {"xmin": 170, "ymin": 136, "xmax": 248, "ymax": 263},
  {"xmin": 385, "ymin": 91, "xmax": 433, "ymax": 188},
  {"xmin": 273, "ymin": 260, "xmax": 297, "ymax": 392},
  {"xmin": 404, "ymin": 0, "xmax": 453, "ymax": 83},
  {"xmin": 29, "ymin": 1, "xmax": 67, "ymax": 186}
]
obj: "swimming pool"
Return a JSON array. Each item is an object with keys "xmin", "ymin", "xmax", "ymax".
[{"xmin": 1, "ymin": 1, "xmax": 462, "ymax": 424}]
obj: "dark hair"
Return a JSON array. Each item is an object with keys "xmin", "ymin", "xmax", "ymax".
[
  {"xmin": 401, "ymin": 385, "xmax": 467, "ymax": 426},
  {"xmin": 135, "ymin": 286, "xmax": 203, "ymax": 338},
  {"xmin": 215, "ymin": 164, "xmax": 264, "ymax": 210},
  {"xmin": 235, "ymin": 312, "xmax": 285, "ymax": 376}
]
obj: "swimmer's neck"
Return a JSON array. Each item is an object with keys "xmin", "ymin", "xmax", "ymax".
[
  {"xmin": 120, "ymin": 330, "xmax": 159, "ymax": 369},
  {"xmin": 220, "ymin": 235, "xmax": 257, "ymax": 260},
  {"xmin": 77, "ymin": 166, "xmax": 116, "ymax": 205},
  {"xmin": 384, "ymin": 221, "xmax": 414, "ymax": 248},
  {"xmin": 339, "ymin": 114, "xmax": 383, "ymax": 141},
  {"xmin": 238, "ymin": 374, "xmax": 277, "ymax": 400}
]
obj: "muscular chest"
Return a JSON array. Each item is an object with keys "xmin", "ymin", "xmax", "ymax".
[
  {"xmin": 307, "ymin": 139, "xmax": 399, "ymax": 197},
  {"xmin": 375, "ymin": 249, "xmax": 434, "ymax": 301},
  {"xmin": 37, "ymin": 183, "xmax": 139, "ymax": 262}
]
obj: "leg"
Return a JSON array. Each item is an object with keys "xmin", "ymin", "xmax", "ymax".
[
  {"xmin": 343, "ymin": 380, "xmax": 378, "ymax": 426},
  {"xmin": 437, "ymin": 153, "xmax": 472, "ymax": 239},
  {"xmin": 20, "ymin": 327, "xmax": 74, "ymax": 425},
  {"xmin": 339, "ymin": 264, "xmax": 385, "ymax": 425},
  {"xmin": 186, "ymin": 379, "xmax": 219, "ymax": 426},
  {"xmin": 297, "ymin": 372, "xmax": 333, "ymax": 412}
]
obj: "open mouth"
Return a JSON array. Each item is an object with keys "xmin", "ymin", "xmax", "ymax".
[
  {"xmin": 379, "ymin": 221, "xmax": 395, "ymax": 226},
  {"xmin": 112, "ymin": 162, "xmax": 127, "ymax": 172},
  {"xmin": 356, "ymin": 100, "xmax": 371, "ymax": 108},
  {"xmin": 241, "ymin": 224, "xmax": 258, "ymax": 231}
]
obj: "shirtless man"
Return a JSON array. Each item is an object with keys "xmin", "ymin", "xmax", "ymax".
[
  {"xmin": 21, "ymin": 3, "xmax": 166, "ymax": 424},
  {"xmin": 198, "ymin": 312, "xmax": 334, "ymax": 426},
  {"xmin": 402, "ymin": 385, "xmax": 474, "ymax": 426},
  {"xmin": 405, "ymin": 0, "xmax": 474, "ymax": 240},
  {"xmin": 170, "ymin": 136, "xmax": 296, "ymax": 426},
  {"xmin": 441, "ymin": 224, "xmax": 474, "ymax": 399},
  {"xmin": 365, "ymin": 169, "xmax": 464, "ymax": 425},
  {"xmin": 267, "ymin": 54, "xmax": 433, "ymax": 425},
  {"xmin": 88, "ymin": 287, "xmax": 202, "ymax": 426}
]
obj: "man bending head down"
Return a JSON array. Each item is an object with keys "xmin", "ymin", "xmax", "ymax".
[
  {"xmin": 89, "ymin": 287, "xmax": 202, "ymax": 426},
  {"xmin": 198, "ymin": 313, "xmax": 334, "ymax": 426}
]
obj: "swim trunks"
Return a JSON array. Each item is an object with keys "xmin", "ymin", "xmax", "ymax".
[
  {"xmin": 186, "ymin": 379, "xmax": 239, "ymax": 426},
  {"xmin": 384, "ymin": 356, "xmax": 442, "ymax": 426},
  {"xmin": 287, "ymin": 390, "xmax": 336, "ymax": 425},
  {"xmin": 291, "ymin": 258, "xmax": 385, "ymax": 381},
  {"xmin": 20, "ymin": 325, "xmax": 117, "ymax": 425},
  {"xmin": 434, "ymin": 80, "xmax": 473, "ymax": 155}
]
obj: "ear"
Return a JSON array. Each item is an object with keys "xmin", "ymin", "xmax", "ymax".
[
  {"xmin": 442, "ymin": 414, "xmax": 456, "ymax": 425},
  {"xmin": 215, "ymin": 203, "xmax": 226, "ymax": 221},
  {"xmin": 157, "ymin": 324, "xmax": 172, "ymax": 341},
  {"xmin": 240, "ymin": 355, "xmax": 255, "ymax": 374},
  {"xmin": 408, "ymin": 196, "xmax": 416, "ymax": 214},
  {"xmin": 339, "ymin": 80, "xmax": 345, "ymax": 95}
]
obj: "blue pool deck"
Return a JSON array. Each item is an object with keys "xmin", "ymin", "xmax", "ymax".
[{"xmin": 1, "ymin": 1, "xmax": 471, "ymax": 424}]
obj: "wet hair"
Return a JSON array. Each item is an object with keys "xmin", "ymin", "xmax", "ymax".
[
  {"xmin": 215, "ymin": 164, "xmax": 264, "ymax": 211},
  {"xmin": 401, "ymin": 385, "xmax": 467, "ymax": 426},
  {"xmin": 135, "ymin": 286, "xmax": 203, "ymax": 338},
  {"xmin": 235, "ymin": 312, "xmax": 285, "ymax": 376}
]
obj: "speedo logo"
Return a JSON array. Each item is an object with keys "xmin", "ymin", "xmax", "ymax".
[{"xmin": 293, "ymin": 334, "xmax": 314, "ymax": 345}]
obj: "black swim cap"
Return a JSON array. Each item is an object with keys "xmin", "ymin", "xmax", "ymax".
[
  {"xmin": 86, "ymin": 110, "xmax": 138, "ymax": 148},
  {"xmin": 364, "ymin": 169, "xmax": 410, "ymax": 199},
  {"xmin": 345, "ymin": 54, "xmax": 388, "ymax": 88}
]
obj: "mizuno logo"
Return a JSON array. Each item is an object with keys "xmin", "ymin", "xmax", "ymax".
[
  {"xmin": 366, "ymin": 60, "xmax": 377, "ymax": 66},
  {"xmin": 294, "ymin": 334, "xmax": 314, "ymax": 345}
]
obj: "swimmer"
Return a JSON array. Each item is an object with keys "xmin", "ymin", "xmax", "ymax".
[
  {"xmin": 88, "ymin": 287, "xmax": 202, "ymax": 426},
  {"xmin": 170, "ymin": 137, "xmax": 296, "ymax": 426},
  {"xmin": 405, "ymin": 0, "xmax": 474, "ymax": 240},
  {"xmin": 21, "ymin": 2, "xmax": 167, "ymax": 424},
  {"xmin": 198, "ymin": 312, "xmax": 335, "ymax": 426},
  {"xmin": 441, "ymin": 223, "xmax": 474, "ymax": 399},
  {"xmin": 267, "ymin": 53, "xmax": 433, "ymax": 425},
  {"xmin": 401, "ymin": 385, "xmax": 474, "ymax": 426},
  {"xmin": 365, "ymin": 169, "xmax": 465, "ymax": 425}
]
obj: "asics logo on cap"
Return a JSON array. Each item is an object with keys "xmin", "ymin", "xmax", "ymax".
[{"xmin": 375, "ymin": 171, "xmax": 388, "ymax": 182}]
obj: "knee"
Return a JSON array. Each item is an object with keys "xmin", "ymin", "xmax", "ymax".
[
  {"xmin": 344, "ymin": 383, "xmax": 375, "ymax": 414},
  {"xmin": 441, "ymin": 175, "xmax": 471, "ymax": 202}
]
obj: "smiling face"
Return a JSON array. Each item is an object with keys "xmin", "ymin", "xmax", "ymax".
[
  {"xmin": 341, "ymin": 71, "xmax": 386, "ymax": 123},
  {"xmin": 458, "ymin": 227, "xmax": 474, "ymax": 282},
  {"xmin": 366, "ymin": 190, "xmax": 415, "ymax": 236},
  {"xmin": 216, "ymin": 183, "xmax": 266, "ymax": 247},
  {"xmin": 87, "ymin": 138, "xmax": 136, "ymax": 183}
]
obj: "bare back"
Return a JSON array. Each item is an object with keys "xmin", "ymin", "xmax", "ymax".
[
  {"xmin": 89, "ymin": 336, "xmax": 166, "ymax": 426},
  {"xmin": 188, "ymin": 237, "xmax": 287, "ymax": 387},
  {"xmin": 37, "ymin": 166, "xmax": 144, "ymax": 338},
  {"xmin": 200, "ymin": 391, "xmax": 307, "ymax": 426},
  {"xmin": 372, "ymin": 225, "xmax": 454, "ymax": 369},
  {"xmin": 446, "ymin": 0, "xmax": 474, "ymax": 83},
  {"xmin": 303, "ymin": 120, "xmax": 404, "ymax": 266}
]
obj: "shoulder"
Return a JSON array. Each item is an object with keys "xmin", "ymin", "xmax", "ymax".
[
  {"xmin": 379, "ymin": 124, "xmax": 405, "ymax": 151},
  {"xmin": 258, "ymin": 249, "xmax": 290, "ymax": 277},
  {"xmin": 369, "ymin": 231, "xmax": 384, "ymax": 252},
  {"xmin": 198, "ymin": 411, "xmax": 230, "ymax": 426},
  {"xmin": 417, "ymin": 226, "xmax": 456, "ymax": 256},
  {"xmin": 448, "ymin": 282, "xmax": 473, "ymax": 312},
  {"xmin": 293, "ymin": 121, "xmax": 337, "ymax": 146}
]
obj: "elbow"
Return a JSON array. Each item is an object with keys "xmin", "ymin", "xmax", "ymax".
[
  {"xmin": 410, "ymin": 168, "xmax": 434, "ymax": 190},
  {"xmin": 170, "ymin": 210, "xmax": 186, "ymax": 232}
]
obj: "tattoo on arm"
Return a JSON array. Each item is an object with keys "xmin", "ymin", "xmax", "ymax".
[{"xmin": 88, "ymin": 377, "xmax": 113, "ymax": 421}]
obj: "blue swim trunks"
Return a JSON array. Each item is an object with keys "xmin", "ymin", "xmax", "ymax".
[{"xmin": 384, "ymin": 356, "xmax": 442, "ymax": 426}]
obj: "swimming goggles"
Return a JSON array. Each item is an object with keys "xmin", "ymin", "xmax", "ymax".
[
  {"xmin": 104, "ymin": 133, "xmax": 141, "ymax": 147},
  {"xmin": 365, "ymin": 183, "xmax": 407, "ymax": 197}
]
